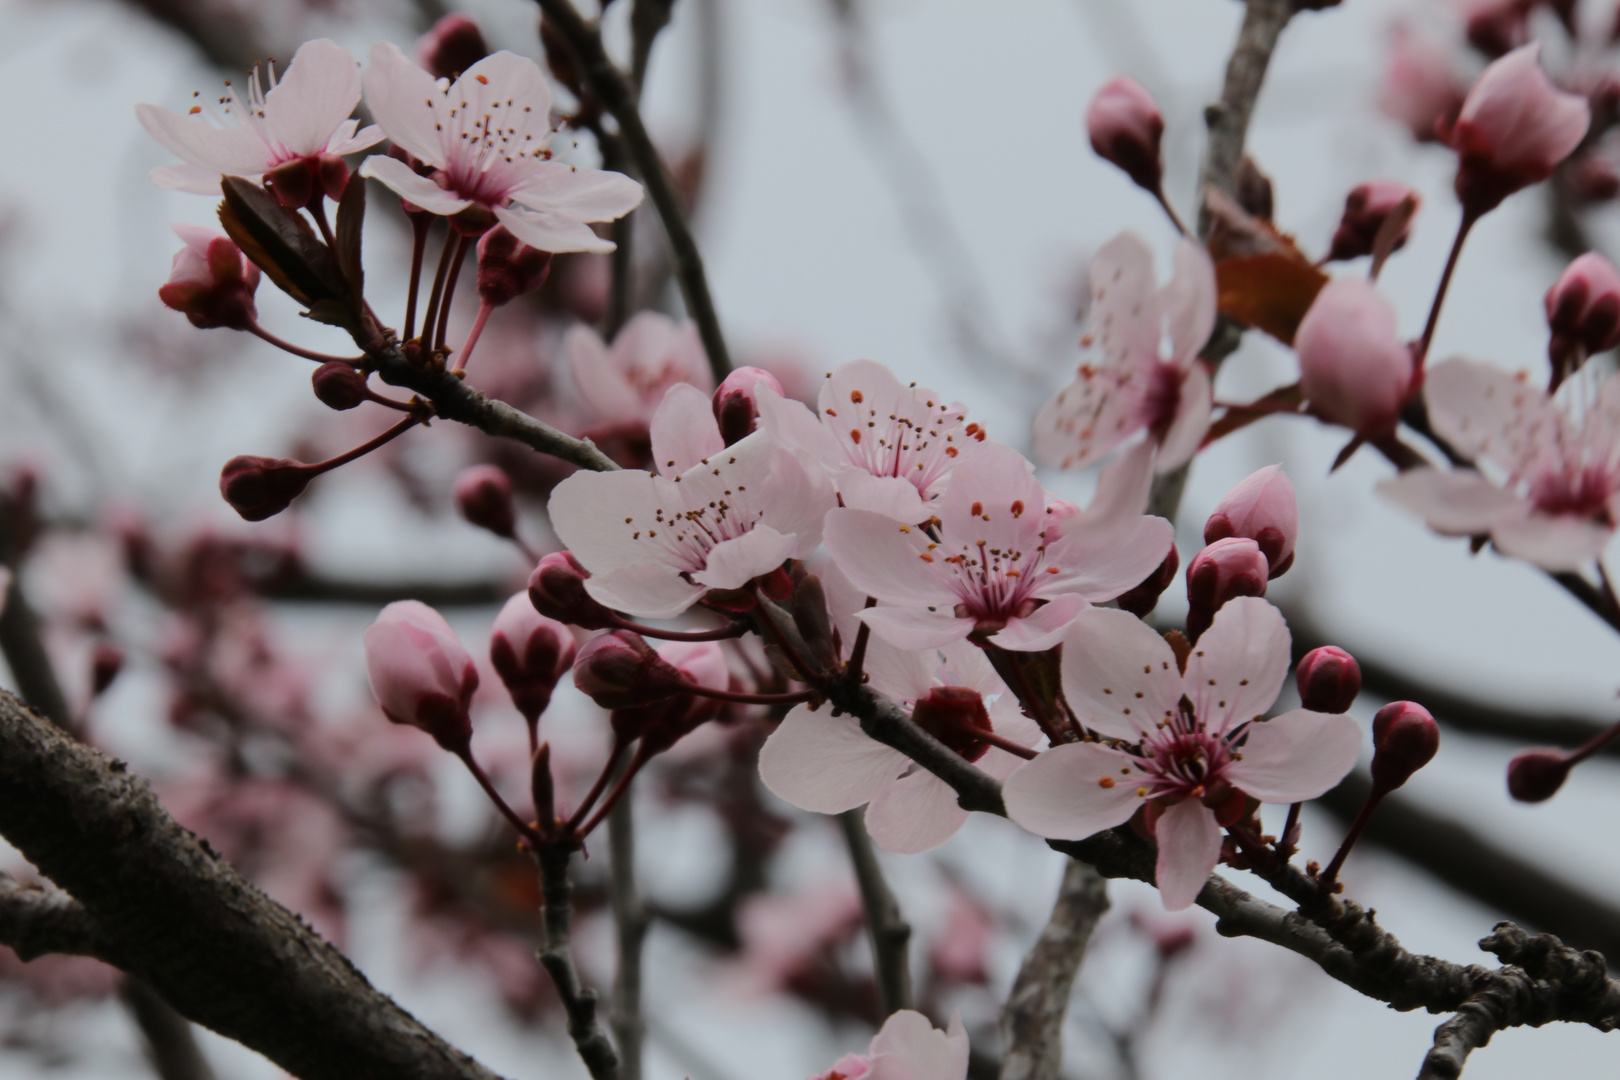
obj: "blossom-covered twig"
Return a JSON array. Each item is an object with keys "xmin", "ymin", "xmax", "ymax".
[
  {"xmin": 528, "ymin": 0, "xmax": 733, "ymax": 383},
  {"xmin": 536, "ymin": 845, "xmax": 621, "ymax": 1080},
  {"xmin": 998, "ymin": 860, "xmax": 1109, "ymax": 1080},
  {"xmin": 0, "ymin": 691, "xmax": 512, "ymax": 1080},
  {"xmin": 836, "ymin": 807, "xmax": 913, "ymax": 1018}
]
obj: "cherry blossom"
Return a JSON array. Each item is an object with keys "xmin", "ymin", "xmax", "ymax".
[
  {"xmin": 810, "ymin": 1010, "xmax": 970, "ymax": 1080},
  {"xmin": 1379, "ymin": 358, "xmax": 1620, "ymax": 570},
  {"xmin": 548, "ymin": 384, "xmax": 831, "ymax": 619},
  {"xmin": 359, "ymin": 43, "xmax": 642, "ymax": 252},
  {"xmin": 1002, "ymin": 599, "xmax": 1360, "ymax": 910},
  {"xmin": 568, "ymin": 312, "xmax": 712, "ymax": 429},
  {"xmin": 759, "ymin": 637, "xmax": 1042, "ymax": 853},
  {"xmin": 137, "ymin": 39, "xmax": 382, "ymax": 196},
  {"xmin": 756, "ymin": 359, "xmax": 984, "ymax": 521},
  {"xmin": 824, "ymin": 440, "xmax": 1171, "ymax": 651},
  {"xmin": 1034, "ymin": 232, "xmax": 1216, "ymax": 474}
]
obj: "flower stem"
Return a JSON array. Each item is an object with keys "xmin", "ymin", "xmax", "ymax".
[
  {"xmin": 404, "ymin": 216, "xmax": 432, "ymax": 341},
  {"xmin": 1153, "ymin": 184, "xmax": 1190, "ymax": 238},
  {"xmin": 453, "ymin": 302, "xmax": 495, "ymax": 374},
  {"xmin": 1319, "ymin": 788, "xmax": 1385, "ymax": 891},
  {"xmin": 246, "ymin": 323, "xmax": 365, "ymax": 365},
  {"xmin": 565, "ymin": 737, "xmax": 629, "ymax": 837},
  {"xmin": 434, "ymin": 235, "xmax": 473, "ymax": 354},
  {"xmin": 576, "ymin": 746, "xmax": 652, "ymax": 840},
  {"xmin": 456, "ymin": 748, "xmax": 541, "ymax": 844},
  {"xmin": 845, "ymin": 598, "xmax": 876, "ymax": 689},
  {"xmin": 981, "ymin": 729, "xmax": 1038, "ymax": 760},
  {"xmin": 304, "ymin": 414, "xmax": 424, "ymax": 477},
  {"xmin": 417, "ymin": 229, "xmax": 460, "ymax": 350},
  {"xmin": 1415, "ymin": 210, "xmax": 1478, "ymax": 367}
]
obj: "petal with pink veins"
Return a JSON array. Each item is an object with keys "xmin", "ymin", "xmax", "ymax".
[
  {"xmin": 990, "ymin": 593, "xmax": 1089, "ymax": 651},
  {"xmin": 361, "ymin": 42, "xmax": 445, "ymax": 167},
  {"xmin": 512, "ymin": 161, "xmax": 644, "ymax": 220},
  {"xmin": 1059, "ymin": 606, "xmax": 1182, "ymax": 740},
  {"xmin": 358, "ymin": 154, "xmax": 472, "ymax": 215},
  {"xmin": 1002, "ymin": 742, "xmax": 1145, "ymax": 840},
  {"xmin": 493, "ymin": 203, "xmax": 616, "ymax": 254},
  {"xmin": 865, "ymin": 771, "xmax": 969, "ymax": 853},
  {"xmin": 1226, "ymin": 709, "xmax": 1361, "ymax": 803},
  {"xmin": 135, "ymin": 103, "xmax": 271, "ymax": 176},
  {"xmin": 262, "ymin": 39, "xmax": 365, "ymax": 158},
  {"xmin": 691, "ymin": 525, "xmax": 798, "ymax": 590},
  {"xmin": 649, "ymin": 383, "xmax": 724, "ymax": 478},
  {"xmin": 1184, "ymin": 597, "xmax": 1291, "ymax": 735},
  {"xmin": 824, "ymin": 509, "xmax": 958, "ymax": 610},
  {"xmin": 758, "ymin": 705, "xmax": 910, "ymax": 814},
  {"xmin": 1044, "ymin": 514, "xmax": 1174, "ymax": 603},
  {"xmin": 1154, "ymin": 798, "xmax": 1222, "ymax": 910}
]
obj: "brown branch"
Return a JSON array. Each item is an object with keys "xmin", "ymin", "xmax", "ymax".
[
  {"xmin": 122, "ymin": 977, "xmax": 219, "ymax": 1080},
  {"xmin": 837, "ymin": 807, "xmax": 912, "ymax": 1018},
  {"xmin": 530, "ymin": 0, "xmax": 732, "ymax": 382},
  {"xmin": 608, "ymin": 799, "xmax": 646, "ymax": 1080},
  {"xmin": 0, "ymin": 691, "xmax": 510, "ymax": 1080},
  {"xmin": 0, "ymin": 870, "xmax": 104, "ymax": 962},
  {"xmin": 998, "ymin": 860, "xmax": 1108, "ymax": 1080},
  {"xmin": 536, "ymin": 844, "xmax": 620, "ymax": 1080}
]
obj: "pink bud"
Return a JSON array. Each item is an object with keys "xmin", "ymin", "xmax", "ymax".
[
  {"xmin": 573, "ymin": 630, "xmax": 686, "ymax": 710},
  {"xmin": 311, "ymin": 362, "xmax": 368, "ymax": 411},
  {"xmin": 910, "ymin": 686, "xmax": 995, "ymax": 763},
  {"xmin": 528, "ymin": 551, "xmax": 620, "ymax": 630},
  {"xmin": 1295, "ymin": 278, "xmax": 1414, "ymax": 437},
  {"xmin": 158, "ymin": 225, "xmax": 259, "ymax": 331},
  {"xmin": 1506, "ymin": 747, "xmax": 1570, "ymax": 802},
  {"xmin": 1203, "ymin": 465, "xmax": 1297, "ymax": 578},
  {"xmin": 417, "ymin": 13, "xmax": 490, "ymax": 80},
  {"xmin": 490, "ymin": 593, "xmax": 575, "ymax": 722},
  {"xmin": 1115, "ymin": 544, "xmax": 1180, "ymax": 618},
  {"xmin": 1294, "ymin": 646, "xmax": 1361, "ymax": 714},
  {"xmin": 614, "ymin": 639, "xmax": 729, "ymax": 754},
  {"xmin": 1370, "ymin": 701, "xmax": 1439, "ymax": 792},
  {"xmin": 453, "ymin": 465, "xmax": 516, "ymax": 539},
  {"xmin": 712, "ymin": 366, "xmax": 784, "ymax": 447},
  {"xmin": 1564, "ymin": 153, "xmax": 1620, "ymax": 204},
  {"xmin": 1545, "ymin": 253, "xmax": 1620, "ymax": 385},
  {"xmin": 1086, "ymin": 76, "xmax": 1165, "ymax": 193},
  {"xmin": 218, "ymin": 456, "xmax": 312, "ymax": 522},
  {"xmin": 1185, "ymin": 537, "xmax": 1269, "ymax": 642},
  {"xmin": 1379, "ymin": 23, "xmax": 1466, "ymax": 144},
  {"xmin": 476, "ymin": 226, "xmax": 553, "ymax": 307},
  {"xmin": 1447, "ymin": 43, "xmax": 1590, "ymax": 217},
  {"xmin": 1327, "ymin": 181, "xmax": 1421, "ymax": 263},
  {"xmin": 1465, "ymin": 0, "xmax": 1531, "ymax": 59},
  {"xmin": 364, "ymin": 600, "xmax": 480, "ymax": 751},
  {"xmin": 811, "ymin": 1055, "xmax": 872, "ymax": 1080}
]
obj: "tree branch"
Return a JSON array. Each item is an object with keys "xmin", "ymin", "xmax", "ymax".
[
  {"xmin": 608, "ymin": 799, "xmax": 646, "ymax": 1080},
  {"xmin": 0, "ymin": 870, "xmax": 104, "ymax": 962},
  {"xmin": 837, "ymin": 807, "xmax": 912, "ymax": 1018},
  {"xmin": 530, "ymin": 0, "xmax": 732, "ymax": 382},
  {"xmin": 122, "ymin": 977, "xmax": 219, "ymax": 1080},
  {"xmin": 998, "ymin": 860, "xmax": 1108, "ymax": 1080},
  {"xmin": 0, "ymin": 691, "xmax": 510, "ymax": 1080},
  {"xmin": 536, "ymin": 844, "xmax": 620, "ymax": 1080}
]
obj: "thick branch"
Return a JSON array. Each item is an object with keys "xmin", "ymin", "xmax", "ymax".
[
  {"xmin": 537, "ymin": 844, "xmax": 620, "ymax": 1080},
  {"xmin": 531, "ymin": 0, "xmax": 732, "ymax": 382},
  {"xmin": 1195, "ymin": 0, "xmax": 1299, "ymax": 229},
  {"xmin": 837, "ymin": 808, "xmax": 912, "ymax": 1018},
  {"xmin": 0, "ymin": 870, "xmax": 104, "ymax": 962},
  {"xmin": 998, "ymin": 860, "xmax": 1108, "ymax": 1080},
  {"xmin": 0, "ymin": 691, "xmax": 509, "ymax": 1080}
]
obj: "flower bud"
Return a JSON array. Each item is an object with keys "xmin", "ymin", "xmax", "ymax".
[
  {"xmin": 712, "ymin": 366, "xmax": 784, "ymax": 447},
  {"xmin": 219, "ymin": 456, "xmax": 312, "ymax": 522},
  {"xmin": 811, "ymin": 1056, "xmax": 871, "ymax": 1080},
  {"xmin": 1565, "ymin": 153, "xmax": 1620, "ymax": 205},
  {"xmin": 1295, "ymin": 646, "xmax": 1361, "ymax": 714},
  {"xmin": 318, "ymin": 154, "xmax": 350, "ymax": 202},
  {"xmin": 1446, "ymin": 44, "xmax": 1590, "ymax": 218},
  {"xmin": 476, "ymin": 227, "xmax": 553, "ymax": 307},
  {"xmin": 417, "ymin": 13, "xmax": 490, "ymax": 80},
  {"xmin": 1327, "ymin": 181, "xmax": 1421, "ymax": 263},
  {"xmin": 1379, "ymin": 24, "xmax": 1466, "ymax": 144},
  {"xmin": 265, "ymin": 157, "xmax": 318, "ymax": 210},
  {"xmin": 311, "ymin": 361, "xmax": 368, "ymax": 411},
  {"xmin": 1115, "ymin": 544, "xmax": 1179, "ymax": 618},
  {"xmin": 90, "ymin": 641, "xmax": 125, "ymax": 698},
  {"xmin": 1185, "ymin": 537, "xmax": 1269, "ymax": 641},
  {"xmin": 1506, "ymin": 747, "xmax": 1570, "ymax": 802},
  {"xmin": 1295, "ymin": 278, "xmax": 1414, "ymax": 437},
  {"xmin": 529, "ymin": 551, "xmax": 620, "ymax": 630},
  {"xmin": 1370, "ymin": 701, "xmax": 1439, "ymax": 792},
  {"xmin": 1204, "ymin": 465, "xmax": 1297, "ymax": 578},
  {"xmin": 490, "ymin": 592, "xmax": 576, "ymax": 722},
  {"xmin": 1545, "ymin": 252, "xmax": 1620, "ymax": 386},
  {"xmin": 573, "ymin": 630, "xmax": 686, "ymax": 710},
  {"xmin": 453, "ymin": 465, "xmax": 517, "ymax": 539},
  {"xmin": 1086, "ymin": 76, "xmax": 1165, "ymax": 192},
  {"xmin": 910, "ymin": 686, "xmax": 994, "ymax": 763},
  {"xmin": 364, "ymin": 600, "xmax": 479, "ymax": 751},
  {"xmin": 158, "ymin": 224, "xmax": 260, "ymax": 331},
  {"xmin": 613, "ymin": 640, "xmax": 729, "ymax": 754},
  {"xmin": 1465, "ymin": 0, "xmax": 1530, "ymax": 59}
]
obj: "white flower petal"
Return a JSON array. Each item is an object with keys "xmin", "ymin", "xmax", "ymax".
[
  {"xmin": 1002, "ymin": 742, "xmax": 1144, "ymax": 840},
  {"xmin": 865, "ymin": 771, "xmax": 969, "ymax": 853},
  {"xmin": 358, "ymin": 154, "xmax": 472, "ymax": 214},
  {"xmin": 1425, "ymin": 357, "xmax": 1561, "ymax": 474},
  {"xmin": 1227, "ymin": 709, "xmax": 1361, "ymax": 804},
  {"xmin": 856, "ymin": 605, "xmax": 977, "ymax": 650},
  {"xmin": 511, "ymin": 161, "xmax": 645, "ymax": 221},
  {"xmin": 136, "ymin": 103, "xmax": 271, "ymax": 176},
  {"xmin": 1184, "ymin": 597, "xmax": 1290, "ymax": 735},
  {"xmin": 1059, "ymin": 606, "xmax": 1182, "ymax": 740},
  {"xmin": 1378, "ymin": 468, "xmax": 1525, "ymax": 534},
  {"xmin": 649, "ymin": 383, "xmax": 724, "ymax": 478},
  {"xmin": 1154, "ymin": 799, "xmax": 1221, "ymax": 911},
  {"xmin": 493, "ymin": 203, "xmax": 615, "ymax": 254},
  {"xmin": 263, "ymin": 39, "xmax": 363, "ymax": 157},
  {"xmin": 362, "ymin": 41, "xmax": 446, "ymax": 167},
  {"xmin": 758, "ymin": 704, "xmax": 909, "ymax": 814},
  {"xmin": 1156, "ymin": 360, "xmax": 1212, "ymax": 472},
  {"xmin": 691, "ymin": 525, "xmax": 797, "ymax": 590},
  {"xmin": 1492, "ymin": 512, "xmax": 1614, "ymax": 570}
]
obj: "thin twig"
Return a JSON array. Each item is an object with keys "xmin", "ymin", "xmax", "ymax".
[
  {"xmin": 998, "ymin": 860, "xmax": 1109, "ymax": 1080},
  {"xmin": 609, "ymin": 795, "xmax": 647, "ymax": 1080},
  {"xmin": 122, "ymin": 977, "xmax": 219, "ymax": 1080},
  {"xmin": 536, "ymin": 844, "xmax": 621, "ymax": 1080},
  {"xmin": 836, "ymin": 808, "xmax": 912, "ymax": 1018}
]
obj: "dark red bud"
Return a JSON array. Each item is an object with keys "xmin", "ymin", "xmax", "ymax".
[
  {"xmin": 758, "ymin": 566, "xmax": 794, "ymax": 604},
  {"xmin": 311, "ymin": 361, "xmax": 369, "ymax": 411},
  {"xmin": 1370, "ymin": 701, "xmax": 1439, "ymax": 792},
  {"xmin": 572, "ymin": 630, "xmax": 686, "ymax": 710},
  {"xmin": 418, "ymin": 13, "xmax": 490, "ymax": 80},
  {"xmin": 265, "ymin": 157, "xmax": 316, "ymax": 210},
  {"xmin": 1295, "ymin": 646, "xmax": 1361, "ymax": 714},
  {"xmin": 452, "ymin": 465, "xmax": 516, "ymax": 538},
  {"xmin": 476, "ymin": 226, "xmax": 553, "ymax": 307},
  {"xmin": 1506, "ymin": 747, "xmax": 1571, "ymax": 802},
  {"xmin": 711, "ymin": 366, "xmax": 783, "ymax": 447},
  {"xmin": 1185, "ymin": 537, "xmax": 1268, "ymax": 641},
  {"xmin": 529, "ymin": 551, "xmax": 620, "ymax": 630},
  {"xmin": 1115, "ymin": 544, "xmax": 1179, "ymax": 617},
  {"xmin": 910, "ymin": 686, "xmax": 994, "ymax": 762},
  {"xmin": 490, "ymin": 595, "xmax": 576, "ymax": 722},
  {"xmin": 219, "ymin": 456, "xmax": 312, "ymax": 522}
]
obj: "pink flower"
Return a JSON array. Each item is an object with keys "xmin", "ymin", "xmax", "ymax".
[
  {"xmin": 1002, "ymin": 599, "xmax": 1361, "ymax": 910},
  {"xmin": 158, "ymin": 224, "xmax": 260, "ymax": 330},
  {"xmin": 1203, "ymin": 464, "xmax": 1298, "ymax": 577},
  {"xmin": 137, "ymin": 39, "xmax": 382, "ymax": 196},
  {"xmin": 363, "ymin": 600, "xmax": 480, "ymax": 750},
  {"xmin": 1295, "ymin": 277, "xmax": 1414, "ymax": 437},
  {"xmin": 489, "ymin": 592, "xmax": 575, "ymax": 723},
  {"xmin": 1184, "ymin": 536, "xmax": 1269, "ymax": 642},
  {"xmin": 548, "ymin": 384, "xmax": 832, "ymax": 618},
  {"xmin": 567, "ymin": 312, "xmax": 712, "ymax": 429},
  {"xmin": 1034, "ymin": 232, "xmax": 1216, "ymax": 474},
  {"xmin": 824, "ymin": 441, "xmax": 1172, "ymax": 651},
  {"xmin": 757, "ymin": 359, "xmax": 982, "ymax": 521},
  {"xmin": 1546, "ymin": 252, "xmax": 1620, "ymax": 383},
  {"xmin": 1326, "ymin": 180, "xmax": 1420, "ymax": 263},
  {"xmin": 359, "ymin": 43, "xmax": 643, "ymax": 251},
  {"xmin": 1378, "ymin": 358, "xmax": 1620, "ymax": 570},
  {"xmin": 1446, "ymin": 43, "xmax": 1590, "ymax": 216},
  {"xmin": 759, "ymin": 639, "xmax": 1042, "ymax": 853},
  {"xmin": 1087, "ymin": 76, "xmax": 1165, "ymax": 192},
  {"xmin": 813, "ymin": 1011, "xmax": 969, "ymax": 1080},
  {"xmin": 1378, "ymin": 23, "xmax": 1466, "ymax": 144}
]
